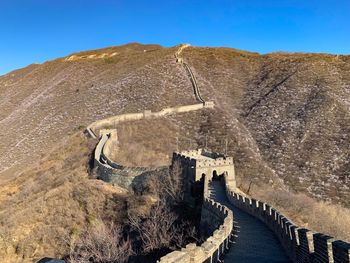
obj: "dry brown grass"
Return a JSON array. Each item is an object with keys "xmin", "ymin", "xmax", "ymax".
[
  {"xmin": 107, "ymin": 118, "xmax": 181, "ymax": 167},
  {"xmin": 1, "ymin": 42, "xmax": 348, "ymax": 209},
  {"xmin": 0, "ymin": 43, "xmax": 348, "ymax": 261},
  {"xmin": 0, "ymin": 129, "xmax": 189, "ymax": 262},
  {"xmin": 0, "ymin": 133, "xmax": 127, "ymax": 263}
]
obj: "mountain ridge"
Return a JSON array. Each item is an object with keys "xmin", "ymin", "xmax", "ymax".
[{"xmin": 0, "ymin": 43, "xmax": 349, "ymax": 205}]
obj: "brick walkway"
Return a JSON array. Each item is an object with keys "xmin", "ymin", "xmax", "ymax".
[{"xmin": 210, "ymin": 181, "xmax": 291, "ymax": 263}]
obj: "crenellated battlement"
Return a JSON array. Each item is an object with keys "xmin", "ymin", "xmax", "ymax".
[
  {"xmin": 196, "ymin": 157, "xmax": 234, "ymax": 167},
  {"xmin": 173, "ymin": 149, "xmax": 236, "ymax": 193},
  {"xmin": 157, "ymin": 196, "xmax": 234, "ymax": 263},
  {"xmin": 224, "ymin": 181, "xmax": 350, "ymax": 263},
  {"xmin": 174, "ymin": 149, "xmax": 234, "ymax": 167}
]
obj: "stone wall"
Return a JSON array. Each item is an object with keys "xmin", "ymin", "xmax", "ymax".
[
  {"xmin": 175, "ymin": 43, "xmax": 205, "ymax": 104},
  {"xmin": 89, "ymin": 101, "xmax": 215, "ymax": 188},
  {"xmin": 87, "ymin": 43, "xmax": 350, "ymax": 262},
  {"xmin": 87, "ymin": 102, "xmax": 214, "ymax": 138},
  {"xmin": 95, "ymin": 136, "xmax": 350, "ymax": 262},
  {"xmin": 182, "ymin": 62, "xmax": 205, "ymax": 103},
  {"xmin": 156, "ymin": 150, "xmax": 234, "ymax": 263},
  {"xmin": 224, "ymin": 182, "xmax": 350, "ymax": 263},
  {"xmin": 158, "ymin": 168, "xmax": 349, "ymax": 263},
  {"xmin": 157, "ymin": 198, "xmax": 234, "ymax": 263},
  {"xmin": 172, "ymin": 149, "xmax": 236, "ymax": 193},
  {"xmin": 93, "ymin": 131, "xmax": 157, "ymax": 189},
  {"xmin": 200, "ymin": 199, "xmax": 226, "ymax": 236}
]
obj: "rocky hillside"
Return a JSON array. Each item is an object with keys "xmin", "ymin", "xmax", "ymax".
[{"xmin": 0, "ymin": 43, "xmax": 349, "ymax": 209}]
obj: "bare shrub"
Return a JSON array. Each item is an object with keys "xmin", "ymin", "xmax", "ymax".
[
  {"xmin": 128, "ymin": 201, "xmax": 176, "ymax": 253},
  {"xmin": 140, "ymin": 162, "xmax": 184, "ymax": 204},
  {"xmin": 128, "ymin": 200, "xmax": 196, "ymax": 253},
  {"xmin": 128, "ymin": 163, "xmax": 197, "ymax": 255},
  {"xmin": 69, "ymin": 220, "xmax": 133, "ymax": 263},
  {"xmin": 163, "ymin": 161, "xmax": 185, "ymax": 203},
  {"xmin": 0, "ymin": 134, "xmax": 129, "ymax": 262}
]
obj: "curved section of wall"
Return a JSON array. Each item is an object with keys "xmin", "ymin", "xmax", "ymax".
[
  {"xmin": 157, "ymin": 198, "xmax": 234, "ymax": 263},
  {"xmin": 89, "ymin": 101, "xmax": 215, "ymax": 187},
  {"xmin": 93, "ymin": 132, "xmax": 156, "ymax": 188},
  {"xmin": 224, "ymin": 182, "xmax": 350, "ymax": 263}
]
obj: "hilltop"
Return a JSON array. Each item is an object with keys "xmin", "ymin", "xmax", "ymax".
[{"xmin": 0, "ymin": 43, "xmax": 349, "ymax": 261}]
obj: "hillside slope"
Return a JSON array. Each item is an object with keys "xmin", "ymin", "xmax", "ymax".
[
  {"xmin": 0, "ymin": 43, "xmax": 349, "ymax": 207},
  {"xmin": 0, "ymin": 133, "xmax": 128, "ymax": 262}
]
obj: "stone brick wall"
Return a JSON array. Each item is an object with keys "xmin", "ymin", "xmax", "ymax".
[
  {"xmin": 87, "ymin": 102, "xmax": 214, "ymax": 138},
  {"xmin": 89, "ymin": 101, "xmax": 215, "ymax": 189},
  {"xmin": 200, "ymin": 199, "xmax": 225, "ymax": 236},
  {"xmin": 157, "ymin": 150, "xmax": 234, "ymax": 263},
  {"xmin": 157, "ymin": 197, "xmax": 234, "ymax": 263},
  {"xmin": 172, "ymin": 150, "xmax": 236, "ymax": 194},
  {"xmin": 93, "ymin": 131, "xmax": 157, "ymax": 189},
  {"xmin": 94, "ymin": 137, "xmax": 350, "ymax": 262},
  {"xmin": 224, "ymin": 183, "xmax": 350, "ymax": 263}
]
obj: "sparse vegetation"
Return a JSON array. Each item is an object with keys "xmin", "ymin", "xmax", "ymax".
[
  {"xmin": 0, "ymin": 132, "xmax": 198, "ymax": 262},
  {"xmin": 103, "ymin": 57, "xmax": 115, "ymax": 64},
  {"xmin": 69, "ymin": 221, "xmax": 133, "ymax": 263},
  {"xmin": 68, "ymin": 161, "xmax": 198, "ymax": 263},
  {"xmin": 1, "ymin": 43, "xmax": 348, "ymax": 207},
  {"xmin": 0, "ymin": 134, "xmax": 127, "ymax": 262},
  {"xmin": 0, "ymin": 43, "xmax": 349, "ymax": 261}
]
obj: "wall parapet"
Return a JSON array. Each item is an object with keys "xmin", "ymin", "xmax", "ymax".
[
  {"xmin": 157, "ymin": 197, "xmax": 234, "ymax": 263},
  {"xmin": 87, "ymin": 102, "xmax": 214, "ymax": 139},
  {"xmin": 224, "ymin": 181, "xmax": 350, "ymax": 263},
  {"xmin": 158, "ymin": 143, "xmax": 234, "ymax": 263},
  {"xmin": 173, "ymin": 149, "xmax": 234, "ymax": 168},
  {"xmin": 93, "ymin": 131, "xmax": 159, "ymax": 188}
]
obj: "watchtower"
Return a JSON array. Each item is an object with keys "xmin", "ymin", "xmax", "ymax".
[{"xmin": 172, "ymin": 149, "xmax": 236, "ymax": 197}]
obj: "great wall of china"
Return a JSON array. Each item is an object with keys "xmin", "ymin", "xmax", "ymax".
[
  {"xmin": 87, "ymin": 102, "xmax": 214, "ymax": 138},
  {"xmin": 84, "ymin": 44, "xmax": 350, "ymax": 263}
]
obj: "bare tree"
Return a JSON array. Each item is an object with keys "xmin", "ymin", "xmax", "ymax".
[
  {"xmin": 172, "ymin": 220, "xmax": 199, "ymax": 247},
  {"xmin": 69, "ymin": 221, "xmax": 133, "ymax": 263},
  {"xmin": 128, "ymin": 198, "xmax": 197, "ymax": 253},
  {"xmin": 162, "ymin": 161, "xmax": 184, "ymax": 203},
  {"xmin": 128, "ymin": 200, "xmax": 177, "ymax": 253},
  {"xmin": 139, "ymin": 162, "xmax": 184, "ymax": 204},
  {"xmin": 127, "ymin": 162, "xmax": 199, "ymax": 256}
]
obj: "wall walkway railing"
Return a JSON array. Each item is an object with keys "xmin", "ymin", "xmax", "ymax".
[
  {"xmin": 224, "ymin": 178, "xmax": 350, "ymax": 263},
  {"xmin": 157, "ymin": 199, "xmax": 234, "ymax": 263}
]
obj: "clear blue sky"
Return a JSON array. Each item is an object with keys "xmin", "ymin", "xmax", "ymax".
[{"xmin": 1, "ymin": 0, "xmax": 349, "ymax": 75}]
